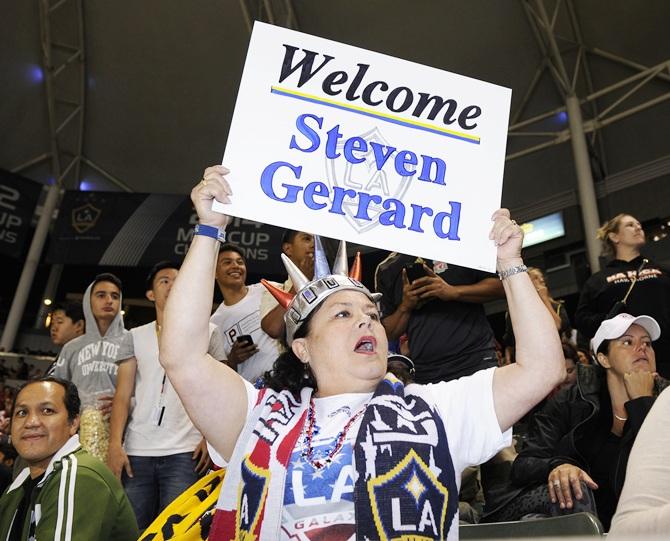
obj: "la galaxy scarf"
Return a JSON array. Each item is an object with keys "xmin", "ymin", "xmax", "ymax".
[{"xmin": 209, "ymin": 374, "xmax": 457, "ymax": 540}]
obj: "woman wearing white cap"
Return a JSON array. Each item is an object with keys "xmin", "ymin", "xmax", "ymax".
[
  {"xmin": 487, "ymin": 312, "xmax": 669, "ymax": 531},
  {"xmin": 158, "ymin": 165, "xmax": 565, "ymax": 540}
]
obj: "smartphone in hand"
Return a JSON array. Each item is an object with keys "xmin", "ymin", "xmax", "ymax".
[
  {"xmin": 405, "ymin": 262, "xmax": 428, "ymax": 283},
  {"xmin": 236, "ymin": 335, "xmax": 254, "ymax": 346}
]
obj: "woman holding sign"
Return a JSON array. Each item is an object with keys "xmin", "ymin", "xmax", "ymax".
[{"xmin": 159, "ymin": 165, "xmax": 564, "ymax": 540}]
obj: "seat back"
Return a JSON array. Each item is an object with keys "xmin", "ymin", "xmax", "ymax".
[{"xmin": 459, "ymin": 512, "xmax": 604, "ymax": 539}]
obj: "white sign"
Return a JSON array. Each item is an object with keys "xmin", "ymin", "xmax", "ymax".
[{"xmin": 217, "ymin": 22, "xmax": 511, "ymax": 272}]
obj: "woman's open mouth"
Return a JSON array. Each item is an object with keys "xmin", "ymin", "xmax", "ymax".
[{"xmin": 354, "ymin": 336, "xmax": 377, "ymax": 354}]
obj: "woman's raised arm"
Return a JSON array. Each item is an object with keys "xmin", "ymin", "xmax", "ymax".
[
  {"xmin": 160, "ymin": 165, "xmax": 249, "ymax": 460},
  {"xmin": 490, "ymin": 209, "xmax": 565, "ymax": 432}
]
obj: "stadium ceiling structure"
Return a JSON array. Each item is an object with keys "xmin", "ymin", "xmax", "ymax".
[{"xmin": 4, "ymin": 1, "xmax": 669, "ymax": 191}]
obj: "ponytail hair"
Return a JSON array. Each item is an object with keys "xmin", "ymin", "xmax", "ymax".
[{"xmin": 596, "ymin": 213, "xmax": 627, "ymax": 257}]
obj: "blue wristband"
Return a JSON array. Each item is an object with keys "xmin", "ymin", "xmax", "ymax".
[{"xmin": 194, "ymin": 223, "xmax": 226, "ymax": 243}]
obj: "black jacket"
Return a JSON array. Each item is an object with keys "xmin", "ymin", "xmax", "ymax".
[
  {"xmin": 483, "ymin": 364, "xmax": 668, "ymax": 521},
  {"xmin": 512, "ymin": 363, "xmax": 669, "ymax": 493}
]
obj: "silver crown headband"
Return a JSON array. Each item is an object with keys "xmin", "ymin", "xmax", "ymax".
[{"xmin": 261, "ymin": 236, "xmax": 381, "ymax": 345}]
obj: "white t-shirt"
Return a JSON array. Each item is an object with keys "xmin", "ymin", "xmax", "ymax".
[
  {"xmin": 116, "ymin": 321, "xmax": 226, "ymax": 456},
  {"xmin": 215, "ymin": 367, "xmax": 510, "ymax": 540},
  {"xmin": 210, "ymin": 283, "xmax": 281, "ymax": 382}
]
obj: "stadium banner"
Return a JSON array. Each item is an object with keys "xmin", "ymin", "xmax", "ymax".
[
  {"xmin": 47, "ymin": 190, "xmax": 285, "ymax": 273},
  {"xmin": 0, "ymin": 169, "xmax": 43, "ymax": 258},
  {"xmin": 216, "ymin": 22, "xmax": 511, "ymax": 272}
]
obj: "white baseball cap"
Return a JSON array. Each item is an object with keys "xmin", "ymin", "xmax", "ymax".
[
  {"xmin": 591, "ymin": 313, "xmax": 661, "ymax": 354},
  {"xmin": 387, "ymin": 353, "xmax": 415, "ymax": 375}
]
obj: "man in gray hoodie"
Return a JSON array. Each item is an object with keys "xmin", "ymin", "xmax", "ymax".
[{"xmin": 50, "ymin": 273, "xmax": 128, "ymax": 460}]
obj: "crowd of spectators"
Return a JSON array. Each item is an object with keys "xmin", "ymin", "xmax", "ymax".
[
  {"xmin": 0, "ymin": 358, "xmax": 45, "ymax": 382},
  {"xmin": 0, "ymin": 200, "xmax": 668, "ymax": 539}
]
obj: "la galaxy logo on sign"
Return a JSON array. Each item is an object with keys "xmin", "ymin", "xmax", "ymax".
[
  {"xmin": 368, "ymin": 449, "xmax": 449, "ymax": 540},
  {"xmin": 325, "ymin": 127, "xmax": 413, "ymax": 234},
  {"xmin": 218, "ymin": 22, "xmax": 513, "ymax": 272},
  {"xmin": 71, "ymin": 203, "xmax": 101, "ymax": 234}
]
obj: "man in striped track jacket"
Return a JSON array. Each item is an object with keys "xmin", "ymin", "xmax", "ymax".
[{"xmin": 0, "ymin": 377, "xmax": 137, "ymax": 540}]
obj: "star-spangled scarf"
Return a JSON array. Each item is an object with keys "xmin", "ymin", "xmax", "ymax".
[{"xmin": 208, "ymin": 374, "xmax": 456, "ymax": 540}]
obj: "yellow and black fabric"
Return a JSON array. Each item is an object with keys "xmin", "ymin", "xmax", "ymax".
[{"xmin": 139, "ymin": 468, "xmax": 225, "ymax": 541}]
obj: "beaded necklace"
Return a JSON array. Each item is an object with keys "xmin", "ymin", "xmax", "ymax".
[{"xmin": 300, "ymin": 396, "xmax": 367, "ymax": 470}]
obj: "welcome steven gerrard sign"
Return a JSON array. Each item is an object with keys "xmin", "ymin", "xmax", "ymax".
[{"xmin": 216, "ymin": 22, "xmax": 511, "ymax": 272}]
